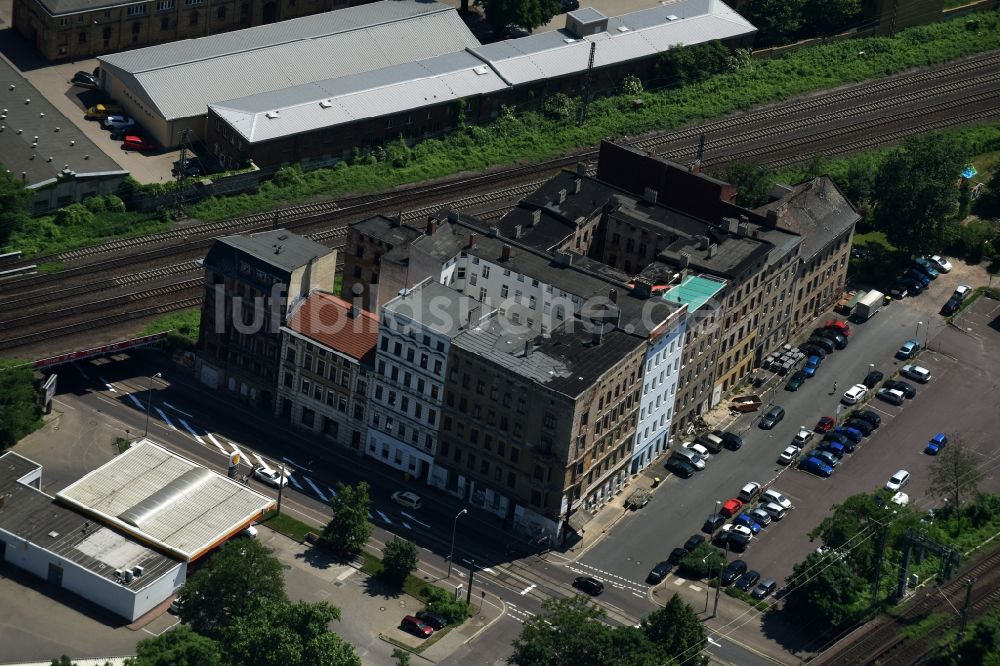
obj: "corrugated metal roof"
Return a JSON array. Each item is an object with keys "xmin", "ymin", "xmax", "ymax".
[
  {"xmin": 213, "ymin": 50, "xmax": 507, "ymax": 142},
  {"xmin": 99, "ymin": 1, "xmax": 480, "ymax": 121}
]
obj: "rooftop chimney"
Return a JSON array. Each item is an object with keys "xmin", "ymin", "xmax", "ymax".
[
  {"xmin": 524, "ymin": 341, "xmax": 532, "ymax": 357},
  {"xmin": 699, "ymin": 235, "xmax": 710, "ymax": 250},
  {"xmin": 558, "ymin": 189, "xmax": 568, "ymax": 204},
  {"xmin": 488, "ymin": 226, "xmax": 500, "ymax": 238},
  {"xmin": 448, "ymin": 210, "xmax": 460, "ymax": 223},
  {"xmin": 530, "ymin": 209, "xmax": 541, "ymax": 226},
  {"xmin": 678, "ymin": 252, "xmax": 691, "ymax": 268},
  {"xmin": 500, "ymin": 245, "xmax": 511, "ymax": 262},
  {"xmin": 425, "ymin": 218, "xmax": 438, "ymax": 236},
  {"xmin": 707, "ymin": 244, "xmax": 718, "ymax": 259},
  {"xmin": 643, "ymin": 187, "xmax": 658, "ymax": 204},
  {"xmin": 690, "ymin": 159, "xmax": 702, "ymax": 174},
  {"xmin": 555, "ymin": 253, "xmax": 573, "ymax": 267},
  {"xmin": 573, "ymin": 178, "xmax": 582, "ymax": 194},
  {"xmin": 608, "ymin": 288, "xmax": 618, "ymax": 304},
  {"xmin": 513, "ymin": 225, "xmax": 523, "ymax": 239},
  {"xmin": 737, "ymin": 223, "xmax": 751, "ymax": 237},
  {"xmin": 468, "ymin": 233, "xmax": 477, "ymax": 248},
  {"xmin": 739, "ymin": 214, "xmax": 749, "ymax": 225},
  {"xmin": 389, "ymin": 213, "xmax": 401, "ymax": 228},
  {"xmin": 592, "ymin": 330, "xmax": 603, "ymax": 346},
  {"xmin": 576, "ymin": 162, "xmax": 586, "ymax": 177}
]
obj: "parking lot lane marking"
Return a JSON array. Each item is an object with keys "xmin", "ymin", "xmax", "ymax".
[
  {"xmin": 520, "ymin": 583, "xmax": 537, "ymax": 595},
  {"xmin": 126, "ymin": 393, "xmax": 143, "ymax": 409},
  {"xmin": 482, "ymin": 567, "xmax": 495, "ymax": 574},
  {"xmin": 154, "ymin": 408, "xmax": 177, "ymax": 429},
  {"xmin": 402, "ymin": 522, "xmax": 412, "ymax": 529},
  {"xmin": 163, "ymin": 401, "xmax": 192, "ymax": 417},
  {"xmin": 100, "ymin": 377, "xmax": 117, "ymax": 393},
  {"xmin": 178, "ymin": 419, "xmax": 206, "ymax": 445},
  {"xmin": 869, "ymin": 405, "xmax": 896, "ymax": 417},
  {"xmin": 286, "ymin": 474, "xmax": 303, "ymax": 490},
  {"xmin": 401, "ymin": 511, "xmax": 430, "ymax": 528},
  {"xmin": 335, "ymin": 568, "xmax": 355, "ymax": 582},
  {"xmin": 282, "ymin": 456, "xmax": 303, "ymax": 469},
  {"xmin": 304, "ymin": 476, "xmax": 328, "ymax": 501},
  {"xmin": 206, "ymin": 433, "xmax": 223, "ymax": 448},
  {"xmin": 673, "ymin": 578, "xmax": 685, "ymax": 585},
  {"xmin": 327, "ymin": 487, "xmax": 339, "ymax": 498},
  {"xmin": 376, "ymin": 510, "xmax": 392, "ymax": 524},
  {"xmin": 252, "ymin": 453, "xmax": 270, "ymax": 469},
  {"xmin": 689, "ymin": 585, "xmax": 703, "ymax": 592}
]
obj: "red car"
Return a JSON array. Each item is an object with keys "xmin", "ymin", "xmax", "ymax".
[
  {"xmin": 825, "ymin": 319, "xmax": 851, "ymax": 337},
  {"xmin": 401, "ymin": 615, "xmax": 433, "ymax": 638},
  {"xmin": 815, "ymin": 416, "xmax": 835, "ymax": 433},
  {"xmin": 720, "ymin": 498, "xmax": 744, "ymax": 518},
  {"xmin": 122, "ymin": 135, "xmax": 156, "ymax": 152}
]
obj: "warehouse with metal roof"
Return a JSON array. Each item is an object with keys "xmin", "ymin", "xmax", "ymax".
[{"xmin": 97, "ymin": 0, "xmax": 481, "ymax": 149}]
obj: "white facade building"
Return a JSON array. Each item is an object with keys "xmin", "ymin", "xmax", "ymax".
[{"xmin": 632, "ymin": 318, "xmax": 686, "ymax": 473}]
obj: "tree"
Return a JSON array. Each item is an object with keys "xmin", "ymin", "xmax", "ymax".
[
  {"xmin": 0, "ymin": 360, "xmax": 42, "ymax": 449},
  {"xmin": 953, "ymin": 611, "xmax": 1000, "ymax": 665},
  {"xmin": 509, "ymin": 596, "xmax": 622, "ymax": 666},
  {"xmin": 724, "ymin": 161, "xmax": 775, "ymax": 209},
  {"xmin": 929, "ymin": 441, "xmax": 984, "ymax": 509},
  {"xmin": 130, "ymin": 626, "xmax": 223, "ymax": 666},
  {"xmin": 475, "ymin": 0, "xmax": 561, "ymax": 35},
  {"xmin": 50, "ymin": 658, "xmax": 75, "ymax": 666},
  {"xmin": 738, "ymin": 0, "xmax": 806, "ymax": 47},
  {"xmin": 781, "ymin": 552, "xmax": 868, "ymax": 628},
  {"xmin": 801, "ymin": 0, "xmax": 861, "ymax": 36},
  {"xmin": 381, "ymin": 537, "xmax": 418, "ymax": 586},
  {"xmin": 872, "ymin": 134, "xmax": 966, "ymax": 256},
  {"xmin": 322, "ymin": 481, "xmax": 373, "ymax": 558},
  {"xmin": 178, "ymin": 538, "xmax": 287, "ymax": 639},
  {"xmin": 420, "ymin": 583, "xmax": 471, "ymax": 624},
  {"xmin": 642, "ymin": 594, "xmax": 707, "ymax": 665},
  {"xmin": 809, "ymin": 493, "xmax": 887, "ymax": 578},
  {"xmin": 653, "ymin": 41, "xmax": 730, "ymax": 89},
  {"xmin": 0, "ymin": 169, "xmax": 31, "ymax": 246},
  {"xmin": 676, "ymin": 543, "xmax": 725, "ymax": 580},
  {"xmin": 223, "ymin": 599, "xmax": 361, "ymax": 666},
  {"xmin": 392, "ymin": 649, "xmax": 411, "ymax": 666}
]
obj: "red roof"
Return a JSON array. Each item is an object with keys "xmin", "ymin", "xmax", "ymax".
[{"xmin": 287, "ymin": 292, "xmax": 379, "ymax": 362}]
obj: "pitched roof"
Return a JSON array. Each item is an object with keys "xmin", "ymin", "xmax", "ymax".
[
  {"xmin": 286, "ymin": 292, "xmax": 379, "ymax": 363},
  {"xmin": 754, "ymin": 177, "xmax": 861, "ymax": 261}
]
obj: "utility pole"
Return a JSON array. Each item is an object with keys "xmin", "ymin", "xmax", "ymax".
[
  {"xmin": 712, "ymin": 540, "xmax": 730, "ymax": 618},
  {"xmin": 959, "ymin": 577, "xmax": 976, "ymax": 639},
  {"xmin": 466, "ymin": 559, "xmax": 475, "ymax": 605},
  {"xmin": 871, "ymin": 520, "xmax": 889, "ymax": 608},
  {"xmin": 276, "ymin": 462, "xmax": 286, "ymax": 515}
]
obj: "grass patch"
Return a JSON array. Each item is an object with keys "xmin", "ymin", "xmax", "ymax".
[
  {"xmin": 37, "ymin": 261, "xmax": 65, "ymax": 273},
  {"xmin": 10, "ymin": 209, "xmax": 173, "ymax": 259},
  {"xmin": 900, "ymin": 611, "xmax": 949, "ymax": 640},
  {"xmin": 114, "ymin": 437, "xmax": 132, "ymax": 454},
  {"xmin": 724, "ymin": 586, "xmax": 770, "ymax": 612},
  {"xmin": 853, "ymin": 230, "xmax": 894, "ymax": 251},
  {"xmin": 259, "ymin": 510, "xmax": 319, "ymax": 542},
  {"xmin": 141, "ymin": 308, "xmax": 200, "ymax": 350}
]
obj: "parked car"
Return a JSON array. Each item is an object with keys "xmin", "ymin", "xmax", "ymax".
[
  {"xmin": 85, "ymin": 102, "xmax": 123, "ymax": 120},
  {"xmin": 814, "ymin": 328, "xmax": 848, "ymax": 349},
  {"xmin": 807, "ymin": 337, "xmax": 835, "ymax": 355},
  {"xmin": 560, "ymin": 0, "xmax": 580, "ymax": 10},
  {"xmin": 833, "ymin": 426, "xmax": 864, "ymax": 443},
  {"xmin": 752, "ymin": 578, "xmax": 777, "ymax": 599},
  {"xmin": 941, "ymin": 296, "xmax": 962, "ymax": 316},
  {"xmin": 683, "ymin": 442, "xmax": 712, "ymax": 459},
  {"xmin": 738, "ymin": 482, "xmax": 762, "ymax": 503},
  {"xmin": 733, "ymin": 513, "xmax": 762, "ymax": 534},
  {"xmin": 122, "ymin": 135, "xmax": 157, "ymax": 152},
  {"xmin": 925, "ymin": 433, "xmax": 948, "ymax": 455},
  {"xmin": 823, "ymin": 432, "xmax": 856, "ymax": 452},
  {"xmin": 803, "ymin": 355, "xmax": 822, "ymax": 378},
  {"xmin": 572, "ymin": 576, "xmax": 604, "ymax": 595},
  {"xmin": 896, "ymin": 339, "xmax": 921, "ymax": 360},
  {"xmin": 929, "ymin": 255, "xmax": 953, "ymax": 273},
  {"xmin": 401, "ymin": 615, "xmax": 434, "ymax": 638},
  {"xmin": 800, "ymin": 456, "xmax": 834, "ymax": 477},
  {"xmin": 416, "ymin": 610, "xmax": 448, "ymax": 630},
  {"xmin": 252, "ymin": 466, "xmax": 287, "ymax": 487},
  {"xmin": 800, "ymin": 343, "xmax": 829, "ymax": 359},
  {"xmin": 863, "ymin": 370, "xmax": 884, "ymax": 389},
  {"xmin": 736, "ymin": 570, "xmax": 761, "ymax": 592},
  {"xmin": 683, "ymin": 534, "xmax": 706, "ymax": 552},
  {"xmin": 813, "ymin": 450, "xmax": 840, "ymax": 469},
  {"xmin": 954, "ymin": 284, "xmax": 972, "ymax": 301},
  {"xmin": 666, "ymin": 457, "xmax": 697, "ymax": 478},
  {"xmin": 763, "ymin": 489, "xmax": 792, "ymax": 509},
  {"xmin": 815, "ymin": 416, "xmax": 835, "ymax": 433},
  {"xmin": 647, "ymin": 561, "xmax": 672, "ymax": 584},
  {"xmin": 877, "ymin": 388, "xmax": 905, "ymax": 405},
  {"xmin": 391, "ymin": 491, "xmax": 422, "ymax": 509},
  {"xmin": 721, "ymin": 560, "xmax": 748, "ymax": 585},
  {"xmin": 717, "ymin": 430, "xmax": 744, "ymax": 451},
  {"xmin": 888, "ymin": 282, "xmax": 910, "ymax": 300},
  {"xmin": 721, "ymin": 524, "xmax": 753, "ymax": 547},
  {"xmin": 103, "ymin": 114, "xmax": 136, "ymax": 130},
  {"xmin": 759, "ymin": 405, "xmax": 785, "ymax": 430},
  {"xmin": 900, "ymin": 277, "xmax": 924, "ymax": 296},
  {"xmin": 720, "ymin": 498, "xmax": 744, "ymax": 518},
  {"xmin": 913, "ymin": 257, "xmax": 940, "ymax": 279},
  {"xmin": 885, "ymin": 470, "xmax": 910, "ymax": 492},
  {"xmin": 883, "ymin": 379, "xmax": 916, "ymax": 398},
  {"xmin": 851, "ymin": 410, "xmax": 882, "ymax": 429},
  {"xmin": 173, "ymin": 156, "xmax": 206, "ymax": 177},
  {"xmin": 668, "ymin": 547, "xmax": 689, "ymax": 565},
  {"xmin": 749, "ymin": 507, "xmax": 772, "ymax": 527},
  {"xmin": 785, "ymin": 370, "xmax": 806, "ymax": 391},
  {"xmin": 702, "ymin": 513, "xmax": 726, "ymax": 534},
  {"xmin": 778, "ymin": 445, "xmax": 801, "ymax": 466},
  {"xmin": 761, "ymin": 502, "xmax": 786, "ymax": 521},
  {"xmin": 71, "ymin": 71, "xmax": 100, "ymax": 89},
  {"xmin": 900, "ymin": 364, "xmax": 932, "ymax": 383},
  {"xmin": 672, "ymin": 448, "xmax": 706, "ymax": 470},
  {"xmin": 825, "ymin": 319, "xmax": 851, "ymax": 337},
  {"xmin": 793, "ymin": 428, "xmax": 814, "ymax": 446},
  {"xmin": 904, "ymin": 268, "xmax": 930, "ymax": 287},
  {"xmin": 845, "ymin": 418, "xmax": 874, "ymax": 436},
  {"xmin": 696, "ymin": 432, "xmax": 725, "ymax": 454},
  {"xmin": 842, "ymin": 383, "xmax": 868, "ymax": 405}
]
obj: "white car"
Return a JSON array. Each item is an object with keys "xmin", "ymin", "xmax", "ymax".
[
  {"xmin": 252, "ymin": 466, "xmax": 288, "ymax": 487},
  {"xmin": 761, "ymin": 502, "xmax": 786, "ymax": 520},
  {"xmin": 763, "ymin": 488, "xmax": 792, "ymax": 510},
  {"xmin": 900, "ymin": 364, "xmax": 931, "ymax": 384},
  {"xmin": 842, "ymin": 383, "xmax": 868, "ymax": 405},
  {"xmin": 103, "ymin": 114, "xmax": 136, "ymax": 129},
  {"xmin": 793, "ymin": 428, "xmax": 814, "ymax": 445},
  {"xmin": 738, "ymin": 481, "xmax": 761, "ymax": 502},
  {"xmin": 954, "ymin": 284, "xmax": 971, "ymax": 301},
  {"xmin": 683, "ymin": 442, "xmax": 711, "ymax": 459},
  {"xmin": 391, "ymin": 490, "xmax": 422, "ymax": 509},
  {"xmin": 929, "ymin": 255, "xmax": 952, "ymax": 273},
  {"xmin": 778, "ymin": 445, "xmax": 801, "ymax": 466},
  {"xmin": 891, "ymin": 492, "xmax": 909, "ymax": 507},
  {"xmin": 885, "ymin": 469, "xmax": 910, "ymax": 492},
  {"xmin": 722, "ymin": 523, "xmax": 753, "ymax": 544}
]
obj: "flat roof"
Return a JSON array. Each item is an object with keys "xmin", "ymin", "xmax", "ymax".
[
  {"xmin": 0, "ymin": 58, "xmax": 125, "ymax": 188},
  {"xmin": 99, "ymin": 1, "xmax": 480, "ymax": 121},
  {"xmin": 382, "ymin": 278, "xmax": 488, "ymax": 338},
  {"xmin": 0, "ymin": 452, "xmax": 179, "ymax": 592},
  {"xmin": 663, "ymin": 274, "xmax": 727, "ymax": 312},
  {"xmin": 205, "ymin": 229, "xmax": 333, "ymax": 276},
  {"xmin": 56, "ymin": 440, "xmax": 274, "ymax": 562}
]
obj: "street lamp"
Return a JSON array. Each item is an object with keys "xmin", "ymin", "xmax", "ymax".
[
  {"xmin": 448, "ymin": 508, "xmax": 468, "ymax": 577},
  {"xmin": 143, "ymin": 372, "xmax": 162, "ymax": 438}
]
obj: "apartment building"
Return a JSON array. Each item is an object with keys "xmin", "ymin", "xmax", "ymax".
[
  {"xmin": 277, "ymin": 292, "xmax": 377, "ymax": 454},
  {"xmin": 340, "ymin": 214, "xmax": 423, "ymax": 312},
  {"xmin": 197, "ymin": 229, "xmax": 336, "ymax": 408}
]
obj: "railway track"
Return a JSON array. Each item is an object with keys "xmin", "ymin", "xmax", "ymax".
[
  {"xmin": 2, "ymin": 49, "xmax": 1000, "ymax": 353},
  {"xmin": 815, "ymin": 548, "xmax": 1000, "ymax": 666}
]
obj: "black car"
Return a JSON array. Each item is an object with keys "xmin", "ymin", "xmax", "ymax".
[
  {"xmin": 807, "ymin": 337, "xmax": 835, "ymax": 354},
  {"xmin": 416, "ymin": 610, "xmax": 448, "ymax": 630},
  {"xmin": 883, "ymin": 379, "xmax": 916, "ymax": 399},
  {"xmin": 666, "ymin": 458, "xmax": 696, "ymax": 479},
  {"xmin": 71, "ymin": 71, "xmax": 100, "ymax": 89},
  {"xmin": 941, "ymin": 296, "xmax": 961, "ymax": 315},
  {"xmin": 846, "ymin": 418, "xmax": 874, "ymax": 436},
  {"xmin": 702, "ymin": 513, "xmax": 726, "ymax": 534},
  {"xmin": 900, "ymin": 277, "xmax": 924, "ymax": 296},
  {"xmin": 646, "ymin": 561, "xmax": 672, "ymax": 584},
  {"xmin": 814, "ymin": 328, "xmax": 848, "ymax": 349},
  {"xmin": 799, "ymin": 343, "xmax": 829, "ymax": 359},
  {"xmin": 851, "ymin": 409, "xmax": 882, "ymax": 428},
  {"xmin": 668, "ymin": 547, "xmax": 689, "ymax": 565},
  {"xmin": 785, "ymin": 370, "xmax": 806, "ymax": 392},
  {"xmin": 573, "ymin": 576, "xmax": 604, "ymax": 595},
  {"xmin": 717, "ymin": 430, "xmax": 743, "ymax": 451},
  {"xmin": 752, "ymin": 578, "xmax": 777, "ymax": 599},
  {"xmin": 721, "ymin": 560, "xmax": 748, "ymax": 586},
  {"xmin": 759, "ymin": 405, "xmax": 785, "ymax": 430},
  {"xmin": 863, "ymin": 370, "xmax": 884, "ymax": 389},
  {"xmin": 735, "ymin": 570, "xmax": 761, "ymax": 592},
  {"xmin": 684, "ymin": 534, "xmax": 706, "ymax": 552},
  {"xmin": 888, "ymin": 282, "xmax": 909, "ymax": 300},
  {"xmin": 172, "ymin": 157, "xmax": 205, "ymax": 177},
  {"xmin": 823, "ymin": 432, "xmax": 856, "ymax": 452}
]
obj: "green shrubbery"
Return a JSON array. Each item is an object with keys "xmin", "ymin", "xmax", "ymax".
[{"xmin": 418, "ymin": 585, "xmax": 471, "ymax": 624}]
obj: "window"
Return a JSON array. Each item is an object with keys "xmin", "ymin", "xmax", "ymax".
[
  {"xmin": 126, "ymin": 5, "xmax": 146, "ymax": 15},
  {"xmin": 482, "ymin": 266, "xmax": 490, "ymax": 278},
  {"xmin": 510, "ymin": 446, "xmax": 520, "ymax": 463},
  {"xmin": 59, "ymin": 17, "xmax": 69, "ymax": 26},
  {"xmin": 216, "ymin": 5, "xmax": 226, "ymax": 18},
  {"xmin": 283, "ymin": 372, "xmax": 293, "ymax": 388},
  {"xmin": 301, "ymin": 408, "xmax": 315, "ymax": 428},
  {"xmin": 500, "ymin": 285, "xmax": 509, "ymax": 298},
  {"xmin": 157, "ymin": 0, "xmax": 174, "ymax": 8},
  {"xmin": 300, "ymin": 378, "xmax": 310, "ymax": 394}
]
